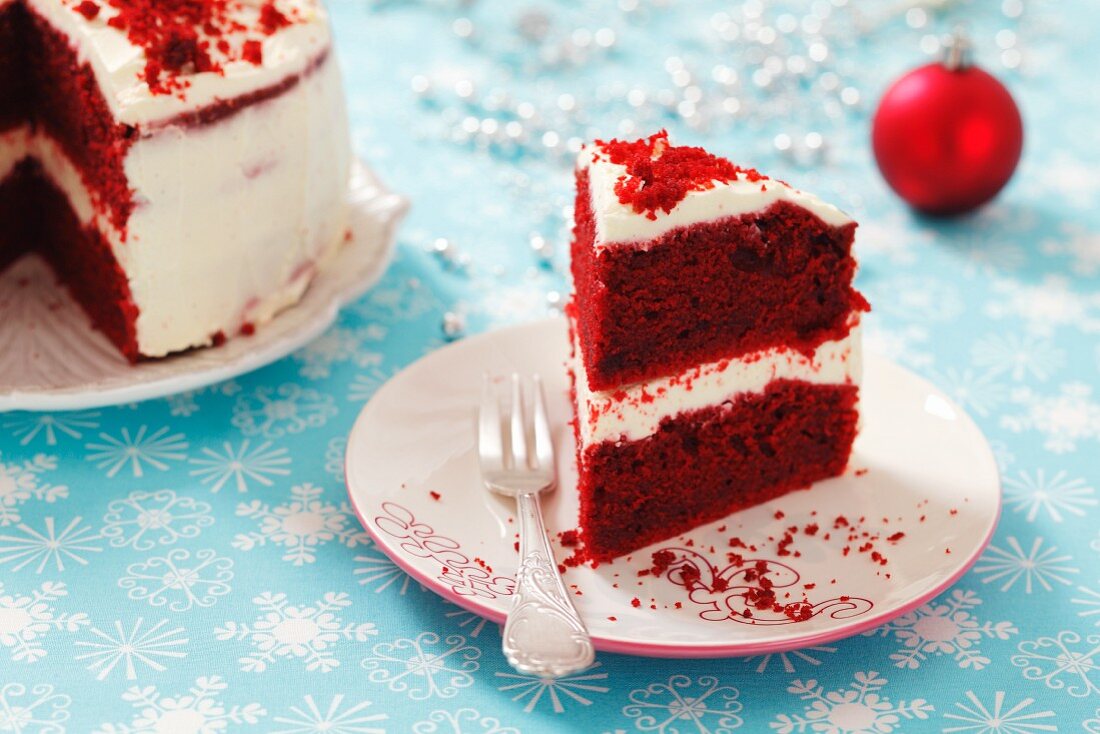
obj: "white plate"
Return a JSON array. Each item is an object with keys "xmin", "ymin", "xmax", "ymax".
[
  {"xmin": 0, "ymin": 162, "xmax": 407, "ymax": 411},
  {"xmin": 345, "ymin": 318, "xmax": 1001, "ymax": 658}
]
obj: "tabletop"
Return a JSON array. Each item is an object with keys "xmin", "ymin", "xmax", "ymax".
[{"xmin": 3, "ymin": 0, "xmax": 1099, "ymax": 731}]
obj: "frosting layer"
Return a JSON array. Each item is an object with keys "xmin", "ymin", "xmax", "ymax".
[
  {"xmin": 572, "ymin": 316, "xmax": 862, "ymax": 446},
  {"xmin": 579, "ymin": 144, "xmax": 853, "ymax": 248}
]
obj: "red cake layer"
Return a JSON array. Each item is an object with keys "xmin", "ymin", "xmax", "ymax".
[
  {"xmin": 0, "ymin": 4, "xmax": 28, "ymax": 132},
  {"xmin": 0, "ymin": 159, "xmax": 140, "ymax": 358},
  {"xmin": 571, "ymin": 168, "xmax": 866, "ymax": 391},
  {"xmin": 572, "ymin": 379, "xmax": 860, "ymax": 563}
]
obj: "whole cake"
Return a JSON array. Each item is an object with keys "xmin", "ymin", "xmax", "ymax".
[
  {"xmin": 0, "ymin": 0, "xmax": 350, "ymax": 361},
  {"xmin": 568, "ymin": 131, "xmax": 869, "ymax": 563}
]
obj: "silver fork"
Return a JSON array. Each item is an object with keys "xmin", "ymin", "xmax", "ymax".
[{"xmin": 478, "ymin": 373, "xmax": 595, "ymax": 677}]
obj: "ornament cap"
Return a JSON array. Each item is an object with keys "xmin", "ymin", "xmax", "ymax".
[{"xmin": 942, "ymin": 27, "xmax": 973, "ymax": 71}]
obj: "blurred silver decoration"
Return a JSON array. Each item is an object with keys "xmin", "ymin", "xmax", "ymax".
[{"xmin": 442, "ymin": 311, "xmax": 467, "ymax": 340}]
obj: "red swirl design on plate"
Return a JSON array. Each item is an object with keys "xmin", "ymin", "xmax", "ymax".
[
  {"xmin": 653, "ymin": 547, "xmax": 873, "ymax": 625},
  {"xmin": 373, "ymin": 502, "xmax": 515, "ymax": 599}
]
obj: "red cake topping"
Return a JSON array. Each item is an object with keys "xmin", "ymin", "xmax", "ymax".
[
  {"xmin": 594, "ymin": 130, "xmax": 767, "ymax": 220},
  {"xmin": 69, "ymin": 0, "xmax": 302, "ymax": 95}
]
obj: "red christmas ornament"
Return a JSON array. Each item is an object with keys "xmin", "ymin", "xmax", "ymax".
[{"xmin": 872, "ymin": 33, "xmax": 1023, "ymax": 216}]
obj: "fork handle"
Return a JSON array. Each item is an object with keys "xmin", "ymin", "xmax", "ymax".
[{"xmin": 502, "ymin": 491, "xmax": 595, "ymax": 677}]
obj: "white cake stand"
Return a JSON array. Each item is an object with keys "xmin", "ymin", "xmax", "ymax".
[{"xmin": 0, "ymin": 162, "xmax": 407, "ymax": 411}]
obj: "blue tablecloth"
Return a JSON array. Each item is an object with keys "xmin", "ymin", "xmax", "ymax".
[{"xmin": 3, "ymin": 1, "xmax": 1099, "ymax": 731}]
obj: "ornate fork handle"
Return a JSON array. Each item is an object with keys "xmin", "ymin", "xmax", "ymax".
[{"xmin": 502, "ymin": 491, "xmax": 595, "ymax": 677}]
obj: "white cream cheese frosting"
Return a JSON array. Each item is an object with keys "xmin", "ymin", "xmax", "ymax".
[
  {"xmin": 578, "ymin": 144, "xmax": 854, "ymax": 248},
  {"xmin": 24, "ymin": 0, "xmax": 332, "ymax": 126},
  {"xmin": 571, "ymin": 316, "xmax": 862, "ymax": 447}
]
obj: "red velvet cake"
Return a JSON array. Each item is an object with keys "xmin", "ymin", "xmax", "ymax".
[
  {"xmin": 0, "ymin": 0, "xmax": 351, "ymax": 360},
  {"xmin": 568, "ymin": 132, "xmax": 869, "ymax": 563}
]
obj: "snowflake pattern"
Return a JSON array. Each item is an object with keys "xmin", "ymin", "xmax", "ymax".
[
  {"xmin": 119, "ymin": 548, "xmax": 234, "ymax": 611},
  {"xmin": 861, "ymin": 322, "xmax": 934, "ymax": 370},
  {"xmin": 1012, "ymin": 630, "xmax": 1100, "ymax": 698},
  {"xmin": 0, "ymin": 581, "xmax": 88, "ymax": 663},
  {"xmin": 771, "ymin": 671, "xmax": 933, "ymax": 734},
  {"xmin": 0, "ymin": 453, "xmax": 67, "ymax": 527},
  {"xmin": 347, "ymin": 367, "xmax": 397, "ymax": 402},
  {"xmin": 217, "ymin": 591, "xmax": 376, "ymax": 673},
  {"xmin": 0, "ymin": 516, "xmax": 102, "ymax": 573},
  {"xmin": 973, "ymin": 536, "xmax": 1078, "ymax": 593},
  {"xmin": 362, "ymin": 632, "xmax": 481, "ymax": 700},
  {"xmin": 412, "ymin": 708, "xmax": 520, "ymax": 734},
  {"xmin": 164, "ymin": 380, "xmax": 242, "ymax": 417},
  {"xmin": 863, "ymin": 589, "xmax": 1016, "ymax": 670},
  {"xmin": 94, "ymin": 676, "xmax": 265, "ymax": 733},
  {"xmin": 1001, "ymin": 382, "xmax": 1100, "ymax": 453},
  {"xmin": 495, "ymin": 664, "xmax": 610, "ymax": 713},
  {"xmin": 444, "ymin": 606, "xmax": 493, "ymax": 639},
  {"xmin": 189, "ymin": 439, "xmax": 291, "ymax": 493},
  {"xmin": 0, "ymin": 682, "xmax": 71, "ymax": 734},
  {"xmin": 270, "ymin": 695, "xmax": 387, "ymax": 734},
  {"xmin": 970, "ymin": 333, "xmax": 1065, "ymax": 383},
  {"xmin": 622, "ymin": 675, "xmax": 742, "ymax": 733},
  {"xmin": 324, "ymin": 436, "xmax": 347, "ymax": 480},
  {"xmin": 985, "ymin": 275, "xmax": 1100, "ymax": 335},
  {"xmin": 1042, "ymin": 225, "xmax": 1100, "ymax": 277},
  {"xmin": 353, "ymin": 541, "xmax": 423, "ymax": 594},
  {"xmin": 1002, "ymin": 469, "xmax": 1097, "ymax": 523},
  {"xmin": 232, "ymin": 384, "xmax": 338, "ymax": 439},
  {"xmin": 293, "ymin": 325, "xmax": 386, "ymax": 379},
  {"xmin": 101, "ymin": 489, "xmax": 214, "ymax": 551},
  {"xmin": 1072, "ymin": 582, "xmax": 1100, "ymax": 628},
  {"xmin": 742, "ymin": 647, "xmax": 837, "ymax": 674},
  {"xmin": 85, "ymin": 425, "xmax": 189, "ymax": 478},
  {"xmin": 927, "ymin": 367, "xmax": 1008, "ymax": 417},
  {"xmin": 942, "ymin": 690, "xmax": 1056, "ymax": 733},
  {"xmin": 3, "ymin": 412, "xmax": 100, "ymax": 446},
  {"xmin": 233, "ymin": 483, "xmax": 367, "ymax": 565},
  {"xmin": 75, "ymin": 617, "xmax": 188, "ymax": 681}
]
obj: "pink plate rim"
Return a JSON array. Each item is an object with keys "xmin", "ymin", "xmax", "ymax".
[{"xmin": 344, "ymin": 320, "xmax": 1003, "ymax": 659}]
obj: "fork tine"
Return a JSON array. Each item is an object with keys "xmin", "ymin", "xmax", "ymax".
[
  {"xmin": 510, "ymin": 373, "xmax": 529, "ymax": 469},
  {"xmin": 531, "ymin": 374, "xmax": 554, "ymax": 471},
  {"xmin": 478, "ymin": 374, "xmax": 503, "ymax": 473}
]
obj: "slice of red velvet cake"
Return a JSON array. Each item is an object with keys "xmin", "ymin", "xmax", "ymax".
[{"xmin": 568, "ymin": 131, "xmax": 869, "ymax": 563}]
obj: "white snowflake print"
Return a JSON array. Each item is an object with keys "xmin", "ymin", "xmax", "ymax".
[
  {"xmin": 354, "ymin": 541, "xmax": 423, "ymax": 594},
  {"xmin": 927, "ymin": 367, "xmax": 1008, "ymax": 418},
  {"xmin": 985, "ymin": 275, "xmax": 1100, "ymax": 336},
  {"xmin": 233, "ymin": 483, "xmax": 367, "ymax": 566},
  {"xmin": 232, "ymin": 384, "xmax": 338, "ymax": 439},
  {"xmin": 0, "ymin": 452, "xmax": 67, "ymax": 527},
  {"xmin": 85, "ymin": 425, "xmax": 189, "ymax": 478},
  {"xmin": 770, "ymin": 671, "xmax": 933, "ymax": 734},
  {"xmin": 942, "ymin": 690, "xmax": 1056, "ymax": 733},
  {"xmin": 3, "ymin": 411, "xmax": 99, "ymax": 446},
  {"xmin": 101, "ymin": 489, "xmax": 214, "ymax": 551},
  {"xmin": 293, "ymin": 325, "xmax": 386, "ymax": 379},
  {"xmin": 988, "ymin": 440, "xmax": 1016, "ymax": 472},
  {"xmin": 93, "ymin": 676, "xmax": 265, "ymax": 733},
  {"xmin": 1012, "ymin": 630, "xmax": 1100, "ymax": 698},
  {"xmin": 362, "ymin": 632, "xmax": 481, "ymax": 700},
  {"xmin": 743, "ymin": 647, "xmax": 836, "ymax": 674},
  {"xmin": 189, "ymin": 439, "xmax": 291, "ymax": 493},
  {"xmin": 324, "ymin": 436, "xmax": 347, "ymax": 480},
  {"xmin": 1002, "ymin": 469, "xmax": 1096, "ymax": 523},
  {"xmin": 1072, "ymin": 582, "xmax": 1100, "ymax": 628},
  {"xmin": 119, "ymin": 548, "xmax": 234, "ymax": 611},
  {"xmin": 853, "ymin": 212, "xmax": 930, "ymax": 265},
  {"xmin": 861, "ymin": 322, "xmax": 933, "ymax": 369},
  {"xmin": 622, "ymin": 674, "xmax": 742, "ymax": 733},
  {"xmin": 0, "ymin": 516, "xmax": 102, "ymax": 573},
  {"xmin": 495, "ymin": 663, "xmax": 610, "ymax": 713},
  {"xmin": 0, "ymin": 581, "xmax": 89, "ymax": 663},
  {"xmin": 413, "ymin": 708, "xmax": 520, "ymax": 734},
  {"xmin": 217, "ymin": 591, "xmax": 376, "ymax": 673},
  {"xmin": 1042, "ymin": 224, "xmax": 1100, "ymax": 277},
  {"xmin": 867, "ymin": 275, "xmax": 964, "ymax": 323},
  {"xmin": 347, "ymin": 367, "xmax": 397, "ymax": 402},
  {"xmin": 1001, "ymin": 382, "xmax": 1100, "ymax": 453},
  {"xmin": 74, "ymin": 617, "xmax": 188, "ymax": 681},
  {"xmin": 164, "ymin": 380, "xmax": 241, "ymax": 417},
  {"xmin": 1087, "ymin": 709, "xmax": 1100, "ymax": 734},
  {"xmin": 465, "ymin": 281, "xmax": 555, "ymax": 327},
  {"xmin": 973, "ymin": 536, "xmax": 1078, "ymax": 593},
  {"xmin": 353, "ymin": 278, "xmax": 443, "ymax": 322},
  {"xmin": 970, "ymin": 333, "xmax": 1065, "ymax": 383},
  {"xmin": 1030, "ymin": 152, "xmax": 1099, "ymax": 210},
  {"xmin": 0, "ymin": 682, "xmax": 71, "ymax": 734},
  {"xmin": 444, "ymin": 606, "xmax": 492, "ymax": 639},
  {"xmin": 863, "ymin": 589, "xmax": 1016, "ymax": 670},
  {"xmin": 271, "ymin": 695, "xmax": 387, "ymax": 734}
]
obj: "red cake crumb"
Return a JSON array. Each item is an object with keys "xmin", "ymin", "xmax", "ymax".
[
  {"xmin": 855, "ymin": 468, "xmax": 869, "ymax": 476},
  {"xmin": 211, "ymin": 330, "xmax": 227, "ymax": 346},
  {"xmin": 630, "ymin": 597, "xmax": 641, "ymax": 608},
  {"xmin": 75, "ymin": 1, "xmax": 99, "ymax": 19},
  {"xmin": 240, "ymin": 322, "xmax": 256, "ymax": 336},
  {"xmin": 241, "ymin": 39, "xmax": 263, "ymax": 65},
  {"xmin": 607, "ymin": 616, "xmax": 617, "ymax": 621},
  {"xmin": 773, "ymin": 510, "xmax": 785, "ymax": 520},
  {"xmin": 429, "ymin": 491, "xmax": 440, "ymax": 501},
  {"xmin": 595, "ymin": 130, "xmax": 765, "ymax": 219},
  {"xmin": 887, "ymin": 532, "xmax": 905, "ymax": 542},
  {"xmin": 559, "ymin": 530, "xmax": 580, "ymax": 548}
]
